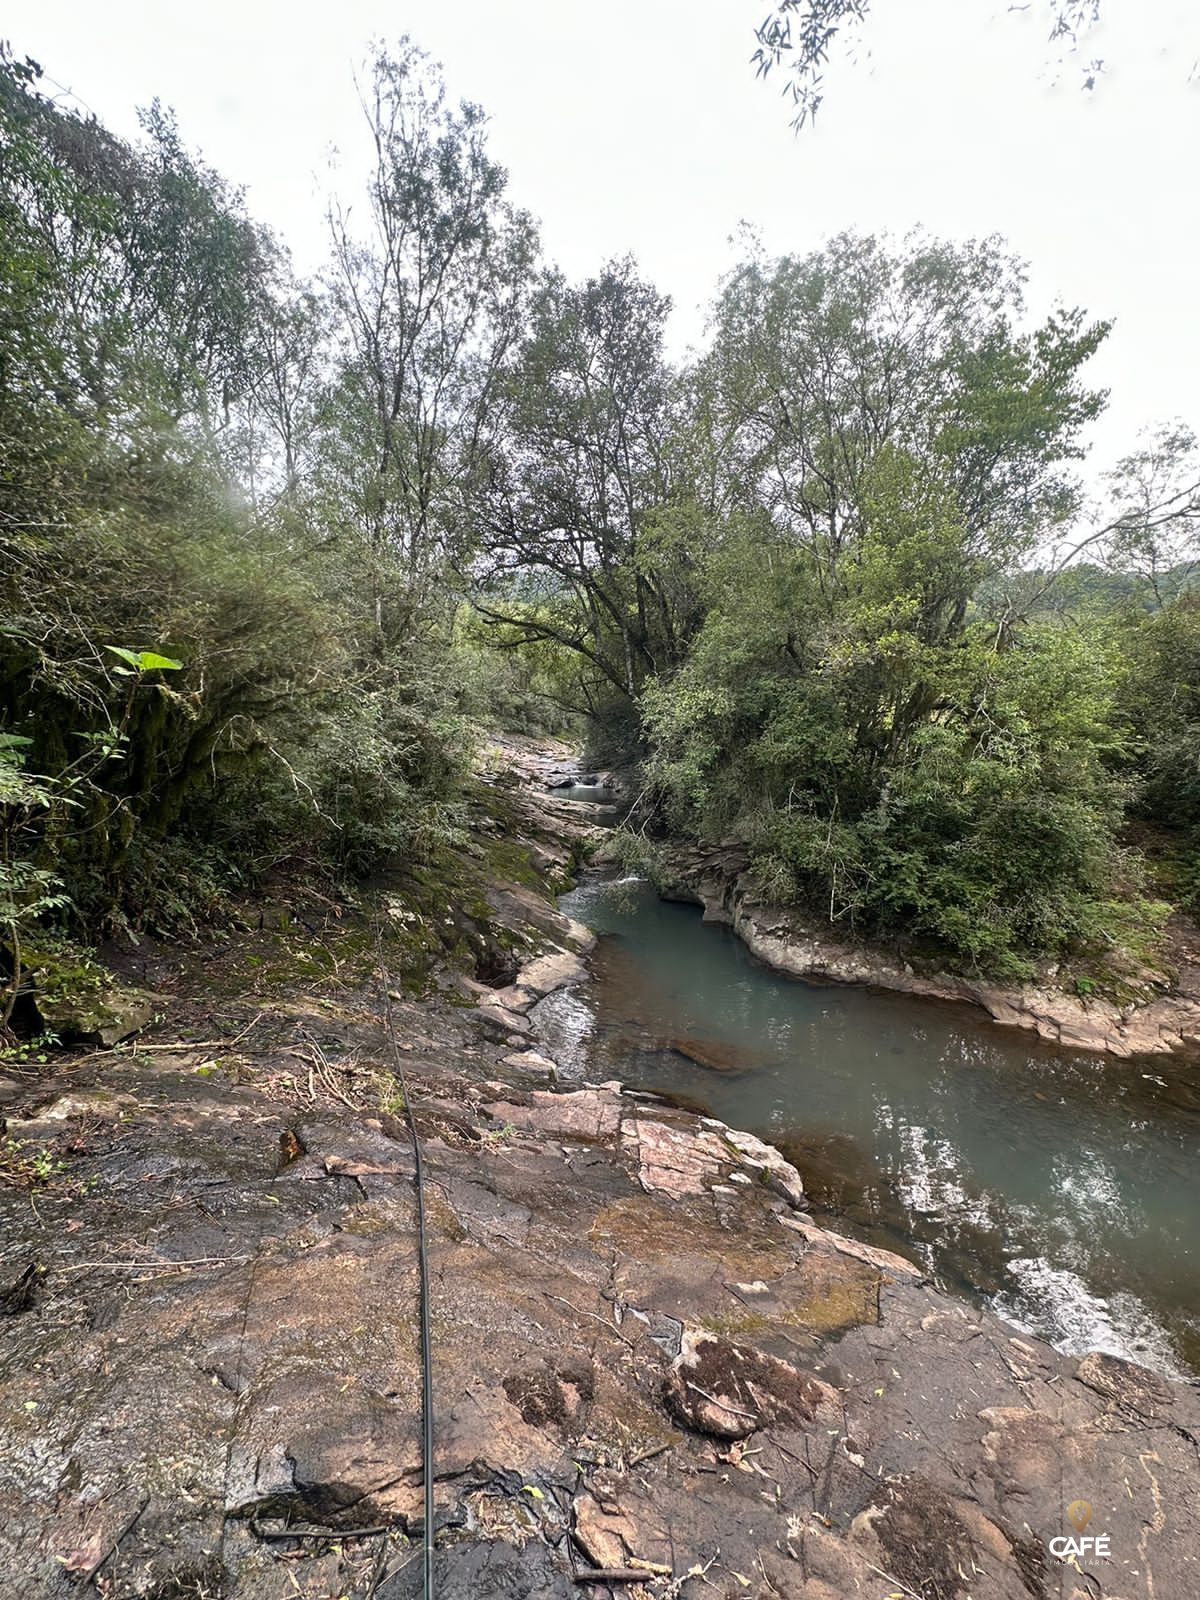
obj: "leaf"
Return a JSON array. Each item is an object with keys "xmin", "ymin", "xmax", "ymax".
[
  {"xmin": 103, "ymin": 645, "xmax": 142, "ymax": 668},
  {"xmin": 104, "ymin": 646, "xmax": 183, "ymax": 672}
]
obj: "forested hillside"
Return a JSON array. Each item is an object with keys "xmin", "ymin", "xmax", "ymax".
[{"xmin": 2, "ymin": 38, "xmax": 1198, "ymax": 1026}]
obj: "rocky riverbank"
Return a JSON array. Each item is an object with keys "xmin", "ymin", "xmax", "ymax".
[
  {"xmin": 654, "ymin": 840, "xmax": 1200, "ymax": 1061},
  {"xmin": 1, "ymin": 737, "xmax": 1197, "ymax": 1599}
]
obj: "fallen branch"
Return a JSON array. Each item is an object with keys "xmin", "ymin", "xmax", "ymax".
[
  {"xmin": 58, "ymin": 1254, "xmax": 251, "ymax": 1275},
  {"xmin": 543, "ymin": 1290, "xmax": 638, "ymax": 1349},
  {"xmin": 686, "ymin": 1380, "xmax": 758, "ymax": 1422},
  {"xmin": 61, "ymin": 1016, "xmax": 265, "ymax": 1068},
  {"xmin": 289, "ymin": 1038, "xmax": 362, "ymax": 1110},
  {"xmin": 861, "ymin": 1558, "xmax": 925, "ymax": 1600},
  {"xmin": 574, "ymin": 1566, "xmax": 670, "ymax": 1586},
  {"xmin": 250, "ymin": 1518, "xmax": 389, "ymax": 1541},
  {"xmin": 84, "ymin": 1493, "xmax": 149, "ymax": 1585}
]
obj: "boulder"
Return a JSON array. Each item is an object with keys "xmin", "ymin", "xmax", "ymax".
[
  {"xmin": 502, "ymin": 1049, "xmax": 559, "ymax": 1081},
  {"xmin": 32, "ymin": 971, "xmax": 155, "ymax": 1047},
  {"xmin": 703, "ymin": 1118, "xmax": 806, "ymax": 1207},
  {"xmin": 661, "ymin": 1036, "xmax": 754, "ymax": 1074},
  {"xmin": 492, "ymin": 950, "xmax": 589, "ymax": 1014}
]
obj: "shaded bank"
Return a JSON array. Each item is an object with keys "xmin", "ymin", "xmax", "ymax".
[{"xmin": 650, "ymin": 839, "xmax": 1200, "ymax": 1059}]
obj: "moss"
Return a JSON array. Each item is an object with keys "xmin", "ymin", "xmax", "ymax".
[
  {"xmin": 478, "ymin": 833, "xmax": 543, "ymax": 890},
  {"xmin": 24, "ymin": 939, "xmax": 153, "ymax": 1045},
  {"xmin": 339, "ymin": 1206, "xmax": 396, "ymax": 1238},
  {"xmin": 23, "ymin": 940, "xmax": 110, "ymax": 1005},
  {"xmin": 589, "ymin": 1197, "xmax": 785, "ymax": 1283},
  {"xmin": 591, "ymin": 1198, "xmax": 879, "ymax": 1341},
  {"xmin": 699, "ymin": 1262, "xmax": 879, "ymax": 1340},
  {"xmin": 585, "ymin": 1393, "xmax": 679, "ymax": 1465},
  {"xmin": 424, "ymin": 1187, "xmax": 468, "ymax": 1243}
]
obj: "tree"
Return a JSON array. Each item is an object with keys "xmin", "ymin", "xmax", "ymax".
[
  {"xmin": 239, "ymin": 262, "xmax": 328, "ymax": 508},
  {"xmin": 0, "ymin": 47, "xmax": 479, "ymax": 942},
  {"xmin": 697, "ymin": 232, "xmax": 1107, "ymax": 609},
  {"xmin": 0, "ymin": 53, "xmax": 267, "ymax": 436},
  {"xmin": 471, "ymin": 258, "xmax": 697, "ymax": 713},
  {"xmin": 1099, "ymin": 425, "xmax": 1200, "ymax": 605},
  {"xmin": 636, "ymin": 234, "xmax": 1151, "ymax": 977},
  {"xmin": 327, "ymin": 39, "xmax": 537, "ymax": 628}
]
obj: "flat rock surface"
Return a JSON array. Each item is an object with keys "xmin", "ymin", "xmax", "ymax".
[
  {"xmin": 4, "ymin": 1043, "xmax": 1197, "ymax": 1600},
  {"xmin": 1, "ymin": 740, "xmax": 1197, "ymax": 1599}
]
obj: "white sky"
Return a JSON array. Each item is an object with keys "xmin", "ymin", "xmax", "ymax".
[{"xmin": 8, "ymin": 0, "xmax": 1199, "ymax": 480}]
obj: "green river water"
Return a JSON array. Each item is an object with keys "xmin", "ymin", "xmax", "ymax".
[{"xmin": 538, "ymin": 870, "xmax": 1200, "ymax": 1377}]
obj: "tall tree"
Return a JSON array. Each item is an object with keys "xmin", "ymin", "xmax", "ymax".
[
  {"xmin": 698, "ymin": 232, "xmax": 1108, "ymax": 614},
  {"xmin": 472, "ymin": 258, "xmax": 694, "ymax": 707},
  {"xmin": 327, "ymin": 39, "xmax": 537, "ymax": 629}
]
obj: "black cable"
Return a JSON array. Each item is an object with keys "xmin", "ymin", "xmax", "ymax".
[{"xmin": 378, "ymin": 935, "xmax": 435, "ymax": 1600}]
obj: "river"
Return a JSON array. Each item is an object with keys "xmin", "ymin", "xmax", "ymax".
[{"xmin": 535, "ymin": 870, "xmax": 1200, "ymax": 1377}]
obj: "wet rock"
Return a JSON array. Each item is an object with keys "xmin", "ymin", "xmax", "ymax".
[
  {"xmin": 484, "ymin": 1087, "xmax": 621, "ymax": 1143},
  {"xmin": 502, "ymin": 1049, "xmax": 559, "ymax": 1080},
  {"xmin": 474, "ymin": 999, "xmax": 534, "ymax": 1042},
  {"xmin": 705, "ymin": 1118, "xmax": 806, "ymax": 1207},
  {"xmin": 1075, "ymin": 1348, "xmax": 1175, "ymax": 1419},
  {"xmin": 492, "ymin": 950, "xmax": 589, "ymax": 1014},
  {"xmin": 385, "ymin": 1539, "xmax": 576, "ymax": 1599},
  {"xmin": 486, "ymin": 882, "xmax": 596, "ymax": 956},
  {"xmin": 622, "ymin": 1115, "xmax": 732, "ymax": 1199},
  {"xmin": 778, "ymin": 1212, "xmax": 922, "ymax": 1278},
  {"xmin": 661, "ymin": 1036, "xmax": 754, "ymax": 1074},
  {"xmin": 0, "ymin": 1261, "xmax": 40, "ymax": 1315},
  {"xmin": 663, "ymin": 1328, "xmax": 841, "ymax": 1439}
]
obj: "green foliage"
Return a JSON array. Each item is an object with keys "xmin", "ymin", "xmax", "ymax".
[
  {"xmin": 0, "ymin": 44, "xmax": 509, "ymax": 963},
  {"xmin": 626, "ymin": 235, "xmax": 1180, "ymax": 979},
  {"xmin": 103, "ymin": 647, "xmax": 185, "ymax": 674},
  {"xmin": 453, "ymin": 605, "xmax": 582, "ymax": 737},
  {"xmin": 472, "ymin": 258, "xmax": 696, "ymax": 717},
  {"xmin": 1121, "ymin": 598, "xmax": 1200, "ymax": 832},
  {"xmin": 1, "ymin": 38, "xmax": 1195, "ymax": 1012},
  {"xmin": 647, "ymin": 574, "xmax": 1140, "ymax": 976},
  {"xmin": 0, "ymin": 736, "xmax": 71, "ymax": 1020}
]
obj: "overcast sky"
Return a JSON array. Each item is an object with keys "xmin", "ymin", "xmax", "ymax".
[{"xmin": 8, "ymin": 0, "xmax": 1198, "ymax": 483}]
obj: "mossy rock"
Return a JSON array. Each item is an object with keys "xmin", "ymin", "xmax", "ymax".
[{"xmin": 30, "ymin": 952, "xmax": 155, "ymax": 1047}]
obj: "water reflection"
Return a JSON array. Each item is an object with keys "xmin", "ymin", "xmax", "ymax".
[{"xmin": 537, "ymin": 874, "xmax": 1200, "ymax": 1375}]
